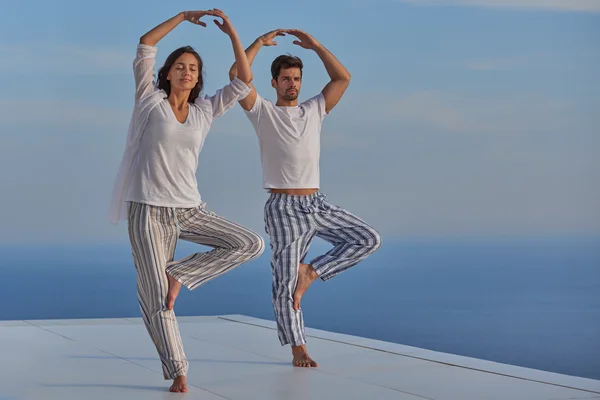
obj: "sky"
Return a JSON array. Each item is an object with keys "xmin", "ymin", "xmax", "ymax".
[{"xmin": 0, "ymin": 0, "xmax": 598, "ymax": 244}]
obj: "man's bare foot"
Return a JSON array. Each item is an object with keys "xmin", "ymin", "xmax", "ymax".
[
  {"xmin": 293, "ymin": 263, "xmax": 318, "ymax": 311},
  {"xmin": 166, "ymin": 272, "xmax": 182, "ymax": 311},
  {"xmin": 169, "ymin": 375, "xmax": 188, "ymax": 393},
  {"xmin": 292, "ymin": 344, "xmax": 318, "ymax": 367}
]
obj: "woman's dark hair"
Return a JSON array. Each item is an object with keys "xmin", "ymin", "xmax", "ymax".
[{"xmin": 157, "ymin": 46, "xmax": 204, "ymax": 103}]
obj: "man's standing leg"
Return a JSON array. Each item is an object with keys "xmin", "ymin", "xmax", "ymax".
[
  {"xmin": 264, "ymin": 193, "xmax": 319, "ymax": 367},
  {"xmin": 288, "ymin": 194, "xmax": 382, "ymax": 368}
]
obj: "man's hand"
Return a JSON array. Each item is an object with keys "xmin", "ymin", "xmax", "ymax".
[
  {"xmin": 257, "ymin": 29, "xmax": 286, "ymax": 47},
  {"xmin": 284, "ymin": 30, "xmax": 350, "ymax": 113},
  {"xmin": 285, "ymin": 29, "xmax": 321, "ymax": 51}
]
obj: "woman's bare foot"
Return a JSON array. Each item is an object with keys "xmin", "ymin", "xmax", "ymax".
[
  {"xmin": 169, "ymin": 375, "xmax": 188, "ymax": 393},
  {"xmin": 292, "ymin": 344, "xmax": 318, "ymax": 367},
  {"xmin": 293, "ymin": 263, "xmax": 318, "ymax": 311},
  {"xmin": 166, "ymin": 272, "xmax": 182, "ymax": 311}
]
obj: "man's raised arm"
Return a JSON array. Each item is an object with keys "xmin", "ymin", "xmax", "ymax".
[
  {"xmin": 229, "ymin": 29, "xmax": 286, "ymax": 111},
  {"xmin": 286, "ymin": 29, "xmax": 351, "ymax": 114}
]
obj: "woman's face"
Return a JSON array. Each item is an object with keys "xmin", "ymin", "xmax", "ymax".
[{"xmin": 167, "ymin": 53, "xmax": 199, "ymax": 92}]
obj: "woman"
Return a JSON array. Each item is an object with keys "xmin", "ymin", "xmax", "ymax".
[{"xmin": 109, "ymin": 9, "xmax": 264, "ymax": 393}]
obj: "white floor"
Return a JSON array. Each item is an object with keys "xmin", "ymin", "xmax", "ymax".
[{"xmin": 0, "ymin": 315, "xmax": 598, "ymax": 400}]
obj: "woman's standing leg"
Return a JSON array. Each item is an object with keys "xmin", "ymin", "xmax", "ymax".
[{"xmin": 128, "ymin": 202, "xmax": 189, "ymax": 390}]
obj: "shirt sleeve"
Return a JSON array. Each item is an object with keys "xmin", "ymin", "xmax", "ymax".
[
  {"xmin": 199, "ymin": 77, "xmax": 252, "ymax": 119},
  {"xmin": 242, "ymin": 93, "xmax": 264, "ymax": 132},
  {"xmin": 133, "ymin": 44, "xmax": 159, "ymax": 102},
  {"xmin": 301, "ymin": 93, "xmax": 327, "ymax": 122}
]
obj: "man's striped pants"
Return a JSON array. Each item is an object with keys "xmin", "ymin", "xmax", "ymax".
[{"xmin": 264, "ymin": 192, "xmax": 382, "ymax": 347}]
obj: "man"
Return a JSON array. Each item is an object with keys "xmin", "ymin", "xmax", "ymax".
[{"xmin": 229, "ymin": 29, "xmax": 382, "ymax": 367}]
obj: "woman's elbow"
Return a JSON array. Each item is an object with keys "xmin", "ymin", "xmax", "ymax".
[{"xmin": 139, "ymin": 35, "xmax": 155, "ymax": 46}]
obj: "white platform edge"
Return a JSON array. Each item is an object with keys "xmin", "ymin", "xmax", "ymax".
[{"xmin": 3, "ymin": 314, "xmax": 599, "ymax": 396}]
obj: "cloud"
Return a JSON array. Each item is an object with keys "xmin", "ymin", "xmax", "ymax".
[
  {"xmin": 396, "ymin": 0, "xmax": 600, "ymax": 13},
  {"xmin": 0, "ymin": 44, "xmax": 131, "ymax": 74},
  {"xmin": 374, "ymin": 90, "xmax": 579, "ymax": 135},
  {"xmin": 389, "ymin": 91, "xmax": 478, "ymax": 133},
  {"xmin": 0, "ymin": 99, "xmax": 130, "ymax": 128}
]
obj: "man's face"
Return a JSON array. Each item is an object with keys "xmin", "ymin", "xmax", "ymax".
[{"xmin": 272, "ymin": 67, "xmax": 302, "ymax": 101}]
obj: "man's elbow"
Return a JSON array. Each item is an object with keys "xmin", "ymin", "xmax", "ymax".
[
  {"xmin": 228, "ymin": 65, "xmax": 237, "ymax": 81},
  {"xmin": 236, "ymin": 72, "xmax": 253, "ymax": 85},
  {"xmin": 242, "ymin": 74, "xmax": 254, "ymax": 85},
  {"xmin": 336, "ymin": 75, "xmax": 351, "ymax": 91},
  {"xmin": 336, "ymin": 72, "xmax": 351, "ymax": 85}
]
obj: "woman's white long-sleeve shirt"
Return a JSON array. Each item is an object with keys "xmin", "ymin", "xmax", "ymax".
[{"xmin": 109, "ymin": 44, "xmax": 251, "ymax": 224}]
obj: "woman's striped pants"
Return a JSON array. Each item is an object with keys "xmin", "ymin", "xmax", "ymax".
[{"xmin": 127, "ymin": 202, "xmax": 265, "ymax": 379}]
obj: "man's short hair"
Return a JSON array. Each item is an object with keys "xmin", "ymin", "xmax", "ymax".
[{"xmin": 271, "ymin": 55, "xmax": 303, "ymax": 80}]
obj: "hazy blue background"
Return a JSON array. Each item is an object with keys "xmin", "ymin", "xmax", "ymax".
[
  {"xmin": 0, "ymin": 0, "xmax": 598, "ymax": 243},
  {"xmin": 1, "ymin": 0, "xmax": 598, "ymax": 383}
]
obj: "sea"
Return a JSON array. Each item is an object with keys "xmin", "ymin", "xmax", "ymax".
[{"xmin": 1, "ymin": 236, "xmax": 598, "ymax": 380}]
